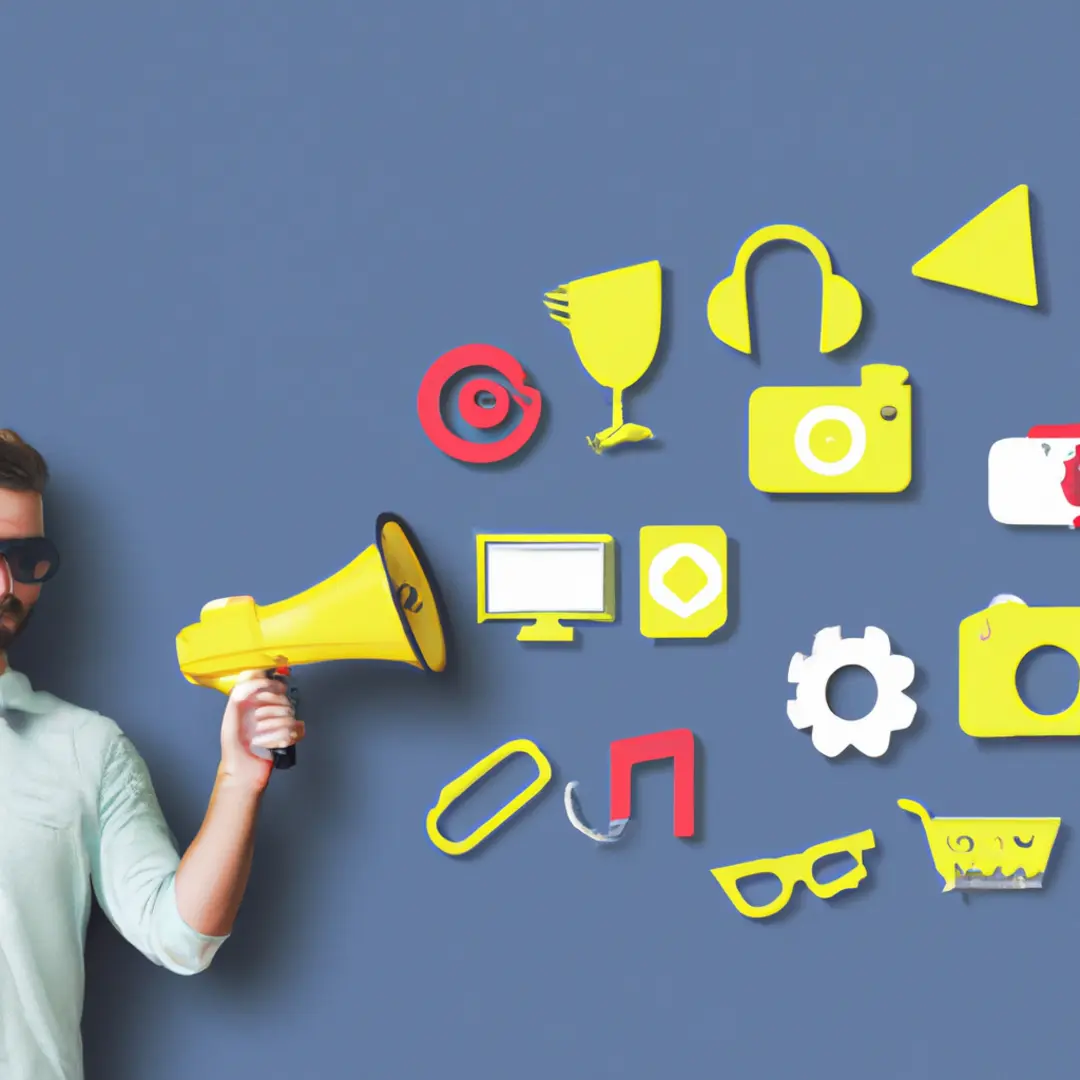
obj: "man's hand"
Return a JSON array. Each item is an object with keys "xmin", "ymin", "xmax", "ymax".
[
  {"xmin": 175, "ymin": 670, "xmax": 305, "ymax": 937},
  {"xmin": 218, "ymin": 670, "xmax": 306, "ymax": 792}
]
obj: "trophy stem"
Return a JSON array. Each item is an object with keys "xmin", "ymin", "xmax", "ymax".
[{"xmin": 611, "ymin": 388, "xmax": 624, "ymax": 429}]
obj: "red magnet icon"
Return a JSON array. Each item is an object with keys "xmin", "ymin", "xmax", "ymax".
[{"xmin": 417, "ymin": 343, "xmax": 543, "ymax": 464}]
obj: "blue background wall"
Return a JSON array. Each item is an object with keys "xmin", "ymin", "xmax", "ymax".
[{"xmin": 2, "ymin": 3, "xmax": 1078, "ymax": 1077}]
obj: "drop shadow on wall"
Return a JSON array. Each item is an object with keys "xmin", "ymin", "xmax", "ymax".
[
  {"xmin": 12, "ymin": 477, "xmax": 103, "ymax": 702},
  {"xmin": 1031, "ymin": 191, "xmax": 1051, "ymax": 315},
  {"xmin": 971, "ymin": 733, "xmax": 1080, "ymax": 758}
]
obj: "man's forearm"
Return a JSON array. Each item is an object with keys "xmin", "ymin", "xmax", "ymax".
[{"xmin": 174, "ymin": 768, "xmax": 264, "ymax": 937}]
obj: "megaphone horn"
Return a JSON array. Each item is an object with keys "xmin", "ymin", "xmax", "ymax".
[{"xmin": 175, "ymin": 513, "xmax": 448, "ymax": 769}]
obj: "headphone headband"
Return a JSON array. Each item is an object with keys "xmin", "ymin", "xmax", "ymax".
[
  {"xmin": 708, "ymin": 223, "xmax": 863, "ymax": 355},
  {"xmin": 731, "ymin": 224, "xmax": 833, "ymax": 276}
]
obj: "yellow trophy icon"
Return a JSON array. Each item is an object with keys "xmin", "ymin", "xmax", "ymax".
[{"xmin": 544, "ymin": 260, "xmax": 662, "ymax": 454}]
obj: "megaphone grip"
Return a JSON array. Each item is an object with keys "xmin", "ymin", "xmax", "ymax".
[
  {"xmin": 272, "ymin": 745, "xmax": 296, "ymax": 769},
  {"xmin": 269, "ymin": 669, "xmax": 298, "ymax": 771}
]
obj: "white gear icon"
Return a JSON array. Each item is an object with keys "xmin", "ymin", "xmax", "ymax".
[{"xmin": 787, "ymin": 625, "xmax": 916, "ymax": 758}]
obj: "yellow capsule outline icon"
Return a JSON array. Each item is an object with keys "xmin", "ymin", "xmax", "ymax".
[{"xmin": 426, "ymin": 738, "xmax": 552, "ymax": 856}]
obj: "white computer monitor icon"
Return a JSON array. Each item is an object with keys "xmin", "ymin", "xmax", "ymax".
[{"xmin": 475, "ymin": 533, "xmax": 616, "ymax": 642}]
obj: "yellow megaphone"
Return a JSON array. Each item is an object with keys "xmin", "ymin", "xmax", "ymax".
[{"xmin": 175, "ymin": 513, "xmax": 447, "ymax": 769}]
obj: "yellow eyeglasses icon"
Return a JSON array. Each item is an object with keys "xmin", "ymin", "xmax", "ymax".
[{"xmin": 709, "ymin": 828, "xmax": 876, "ymax": 919}]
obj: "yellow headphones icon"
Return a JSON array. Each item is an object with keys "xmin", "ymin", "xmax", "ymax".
[{"xmin": 707, "ymin": 224, "xmax": 864, "ymax": 354}]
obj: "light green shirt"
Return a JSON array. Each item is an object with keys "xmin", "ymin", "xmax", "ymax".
[{"xmin": 0, "ymin": 667, "xmax": 228, "ymax": 1080}]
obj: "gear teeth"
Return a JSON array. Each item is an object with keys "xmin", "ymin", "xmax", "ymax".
[
  {"xmin": 884, "ymin": 654, "xmax": 916, "ymax": 691},
  {"xmin": 860, "ymin": 626, "xmax": 891, "ymax": 660},
  {"xmin": 889, "ymin": 692, "xmax": 917, "ymax": 730},
  {"xmin": 810, "ymin": 723, "xmax": 845, "ymax": 757},
  {"xmin": 811, "ymin": 626, "xmax": 843, "ymax": 655},
  {"xmin": 852, "ymin": 723, "xmax": 891, "ymax": 758},
  {"xmin": 787, "ymin": 699, "xmax": 812, "ymax": 731},
  {"xmin": 788, "ymin": 652, "xmax": 808, "ymax": 683},
  {"xmin": 787, "ymin": 624, "xmax": 917, "ymax": 760}
]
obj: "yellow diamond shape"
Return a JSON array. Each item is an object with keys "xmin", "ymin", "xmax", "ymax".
[{"xmin": 663, "ymin": 556, "xmax": 708, "ymax": 604}]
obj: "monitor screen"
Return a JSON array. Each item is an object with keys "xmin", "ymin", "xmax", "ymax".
[{"xmin": 484, "ymin": 541, "xmax": 607, "ymax": 614}]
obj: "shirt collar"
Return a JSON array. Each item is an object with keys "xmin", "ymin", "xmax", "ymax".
[{"xmin": 0, "ymin": 667, "xmax": 36, "ymax": 711}]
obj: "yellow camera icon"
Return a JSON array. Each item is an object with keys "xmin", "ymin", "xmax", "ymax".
[
  {"xmin": 959, "ymin": 594, "xmax": 1080, "ymax": 737},
  {"xmin": 747, "ymin": 364, "xmax": 912, "ymax": 493}
]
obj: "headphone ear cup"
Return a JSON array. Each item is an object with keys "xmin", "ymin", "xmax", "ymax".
[
  {"xmin": 707, "ymin": 274, "xmax": 752, "ymax": 353},
  {"xmin": 819, "ymin": 273, "xmax": 863, "ymax": 353}
]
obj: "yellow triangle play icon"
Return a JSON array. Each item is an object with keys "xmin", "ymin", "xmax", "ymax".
[{"xmin": 912, "ymin": 184, "xmax": 1038, "ymax": 306}]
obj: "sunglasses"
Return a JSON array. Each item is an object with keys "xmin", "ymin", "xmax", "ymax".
[
  {"xmin": 710, "ymin": 828, "xmax": 876, "ymax": 919},
  {"xmin": 0, "ymin": 537, "xmax": 60, "ymax": 585}
]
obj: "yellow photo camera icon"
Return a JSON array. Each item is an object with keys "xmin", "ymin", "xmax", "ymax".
[
  {"xmin": 747, "ymin": 364, "xmax": 912, "ymax": 493},
  {"xmin": 959, "ymin": 594, "xmax": 1080, "ymax": 737}
]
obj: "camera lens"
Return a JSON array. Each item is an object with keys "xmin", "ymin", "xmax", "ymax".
[{"xmin": 880, "ymin": 406, "xmax": 897, "ymax": 421}]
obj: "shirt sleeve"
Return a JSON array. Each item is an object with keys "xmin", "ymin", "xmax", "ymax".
[{"xmin": 88, "ymin": 731, "xmax": 229, "ymax": 975}]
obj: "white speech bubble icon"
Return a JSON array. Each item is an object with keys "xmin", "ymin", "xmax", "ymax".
[{"xmin": 988, "ymin": 436, "xmax": 1079, "ymax": 526}]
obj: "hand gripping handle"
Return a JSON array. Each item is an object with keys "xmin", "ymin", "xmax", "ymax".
[{"xmin": 269, "ymin": 666, "xmax": 298, "ymax": 770}]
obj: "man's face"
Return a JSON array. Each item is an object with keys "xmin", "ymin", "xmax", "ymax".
[{"xmin": 0, "ymin": 488, "xmax": 45, "ymax": 650}]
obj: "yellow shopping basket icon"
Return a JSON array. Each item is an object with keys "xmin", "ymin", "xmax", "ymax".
[{"xmin": 898, "ymin": 798, "xmax": 1060, "ymax": 892}]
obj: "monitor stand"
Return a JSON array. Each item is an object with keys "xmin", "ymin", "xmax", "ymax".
[{"xmin": 516, "ymin": 615, "xmax": 575, "ymax": 643}]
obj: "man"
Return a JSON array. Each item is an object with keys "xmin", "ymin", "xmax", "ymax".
[{"xmin": 0, "ymin": 428, "xmax": 305, "ymax": 1080}]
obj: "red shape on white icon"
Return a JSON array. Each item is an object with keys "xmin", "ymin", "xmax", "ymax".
[{"xmin": 989, "ymin": 425, "xmax": 1080, "ymax": 528}]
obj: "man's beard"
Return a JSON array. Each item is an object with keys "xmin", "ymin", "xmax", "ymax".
[{"xmin": 0, "ymin": 594, "xmax": 32, "ymax": 651}]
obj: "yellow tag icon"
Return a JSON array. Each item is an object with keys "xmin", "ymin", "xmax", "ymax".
[{"xmin": 639, "ymin": 526, "xmax": 728, "ymax": 640}]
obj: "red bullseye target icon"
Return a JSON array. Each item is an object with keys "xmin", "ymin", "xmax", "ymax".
[{"xmin": 417, "ymin": 343, "xmax": 543, "ymax": 464}]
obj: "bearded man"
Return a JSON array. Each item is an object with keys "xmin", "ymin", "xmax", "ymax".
[{"xmin": 0, "ymin": 428, "xmax": 305, "ymax": 1080}]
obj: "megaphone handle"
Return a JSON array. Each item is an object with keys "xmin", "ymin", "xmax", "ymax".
[{"xmin": 269, "ymin": 667, "xmax": 297, "ymax": 770}]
